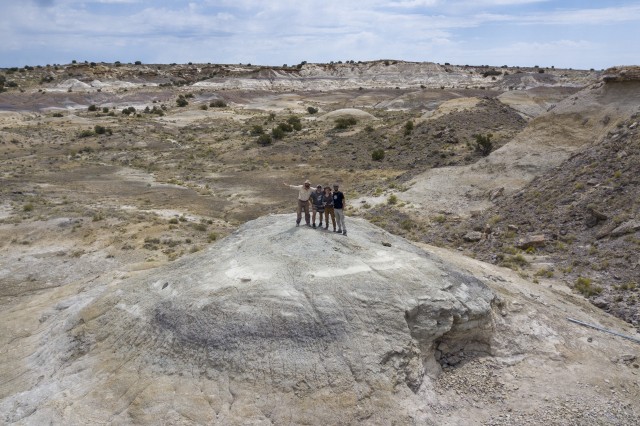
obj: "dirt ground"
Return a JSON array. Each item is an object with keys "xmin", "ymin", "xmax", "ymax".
[{"xmin": 1, "ymin": 62, "xmax": 639, "ymax": 424}]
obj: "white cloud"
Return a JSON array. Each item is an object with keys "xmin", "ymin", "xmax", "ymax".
[{"xmin": 1, "ymin": 1, "xmax": 638, "ymax": 68}]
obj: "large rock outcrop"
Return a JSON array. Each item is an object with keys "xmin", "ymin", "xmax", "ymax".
[{"xmin": 2, "ymin": 214, "xmax": 495, "ymax": 424}]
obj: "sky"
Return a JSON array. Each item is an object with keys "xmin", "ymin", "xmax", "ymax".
[{"xmin": 1, "ymin": 0, "xmax": 638, "ymax": 70}]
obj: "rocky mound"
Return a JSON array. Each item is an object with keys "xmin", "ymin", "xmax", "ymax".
[
  {"xmin": 468, "ymin": 112, "xmax": 640, "ymax": 326},
  {"xmin": 1, "ymin": 214, "xmax": 495, "ymax": 424},
  {"xmin": 423, "ymin": 77, "xmax": 640, "ymax": 328}
]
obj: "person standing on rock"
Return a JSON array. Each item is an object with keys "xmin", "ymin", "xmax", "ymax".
[
  {"xmin": 333, "ymin": 183, "xmax": 347, "ymax": 236},
  {"xmin": 323, "ymin": 186, "xmax": 336, "ymax": 232},
  {"xmin": 310, "ymin": 185, "xmax": 325, "ymax": 228},
  {"xmin": 284, "ymin": 179, "xmax": 314, "ymax": 226}
]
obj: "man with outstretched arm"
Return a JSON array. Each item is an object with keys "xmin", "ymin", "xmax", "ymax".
[{"xmin": 283, "ymin": 179, "xmax": 315, "ymax": 227}]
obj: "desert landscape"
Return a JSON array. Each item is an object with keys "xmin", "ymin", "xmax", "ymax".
[{"xmin": 1, "ymin": 60, "xmax": 639, "ymax": 424}]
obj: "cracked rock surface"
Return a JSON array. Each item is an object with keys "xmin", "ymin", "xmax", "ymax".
[{"xmin": 1, "ymin": 214, "xmax": 495, "ymax": 424}]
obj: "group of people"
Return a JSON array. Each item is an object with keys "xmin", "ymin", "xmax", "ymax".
[{"xmin": 284, "ymin": 180, "xmax": 347, "ymax": 235}]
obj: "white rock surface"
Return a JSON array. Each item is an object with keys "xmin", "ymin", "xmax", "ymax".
[{"xmin": 1, "ymin": 214, "xmax": 495, "ymax": 424}]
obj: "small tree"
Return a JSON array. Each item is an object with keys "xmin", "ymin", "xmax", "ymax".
[
  {"xmin": 474, "ymin": 133, "xmax": 493, "ymax": 156},
  {"xmin": 404, "ymin": 120, "xmax": 414, "ymax": 136},
  {"xmin": 271, "ymin": 127, "xmax": 285, "ymax": 140}
]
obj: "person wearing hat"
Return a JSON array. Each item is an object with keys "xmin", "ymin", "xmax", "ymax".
[
  {"xmin": 323, "ymin": 186, "xmax": 336, "ymax": 232},
  {"xmin": 310, "ymin": 185, "xmax": 325, "ymax": 228},
  {"xmin": 332, "ymin": 183, "xmax": 347, "ymax": 235},
  {"xmin": 283, "ymin": 179, "xmax": 315, "ymax": 226}
]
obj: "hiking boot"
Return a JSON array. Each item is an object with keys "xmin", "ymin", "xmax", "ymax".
[
  {"xmin": 342, "ymin": 230, "xmax": 347, "ymax": 236},
  {"xmin": 337, "ymin": 229, "xmax": 342, "ymax": 233},
  {"xmin": 312, "ymin": 223, "xmax": 316, "ymax": 228}
]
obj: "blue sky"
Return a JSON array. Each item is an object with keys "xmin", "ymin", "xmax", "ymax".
[{"xmin": 1, "ymin": 0, "xmax": 638, "ymax": 69}]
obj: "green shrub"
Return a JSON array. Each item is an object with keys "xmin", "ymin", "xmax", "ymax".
[
  {"xmin": 387, "ymin": 194, "xmax": 398, "ymax": 205},
  {"xmin": 371, "ymin": 148, "xmax": 385, "ymax": 161},
  {"xmin": 404, "ymin": 120, "xmax": 414, "ymax": 136},
  {"xmin": 102, "ymin": 107, "xmax": 109, "ymax": 113},
  {"xmin": 200, "ymin": 104, "xmax": 208, "ymax": 110},
  {"xmin": 122, "ymin": 106, "xmax": 136, "ymax": 115},
  {"xmin": 251, "ymin": 125, "xmax": 264, "ymax": 135},
  {"xmin": 176, "ymin": 96, "xmax": 188, "ymax": 107},
  {"xmin": 94, "ymin": 125, "xmax": 106, "ymax": 134},
  {"xmin": 474, "ymin": 133, "xmax": 493, "ymax": 156},
  {"xmin": 257, "ymin": 134, "xmax": 272, "ymax": 146},
  {"xmin": 210, "ymin": 99, "xmax": 226, "ymax": 108},
  {"xmin": 334, "ymin": 117, "xmax": 357, "ymax": 130},
  {"xmin": 501, "ymin": 254, "xmax": 529, "ymax": 270},
  {"xmin": 193, "ymin": 223, "xmax": 207, "ymax": 232},
  {"xmin": 23, "ymin": 203, "xmax": 34, "ymax": 212},
  {"xmin": 88, "ymin": 104, "xmax": 97, "ymax": 112},
  {"xmin": 287, "ymin": 116, "xmax": 302, "ymax": 130},
  {"xmin": 307, "ymin": 106, "xmax": 318, "ymax": 114},
  {"xmin": 271, "ymin": 127, "xmax": 285, "ymax": 140},
  {"xmin": 78, "ymin": 129, "xmax": 94, "ymax": 138},
  {"xmin": 574, "ymin": 276, "xmax": 602, "ymax": 297},
  {"xmin": 400, "ymin": 219, "xmax": 414, "ymax": 231},
  {"xmin": 278, "ymin": 122, "xmax": 293, "ymax": 132},
  {"xmin": 52, "ymin": 112, "xmax": 63, "ymax": 117}
]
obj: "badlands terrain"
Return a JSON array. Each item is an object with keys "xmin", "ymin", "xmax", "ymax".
[{"xmin": 0, "ymin": 60, "xmax": 639, "ymax": 424}]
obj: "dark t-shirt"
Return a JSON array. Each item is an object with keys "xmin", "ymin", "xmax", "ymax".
[
  {"xmin": 310, "ymin": 190, "xmax": 324, "ymax": 207},
  {"xmin": 333, "ymin": 191, "xmax": 344, "ymax": 209}
]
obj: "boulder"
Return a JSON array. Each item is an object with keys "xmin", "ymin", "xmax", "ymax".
[
  {"xmin": 610, "ymin": 220, "xmax": 640, "ymax": 237},
  {"xmin": 585, "ymin": 206, "xmax": 608, "ymax": 228},
  {"xmin": 515, "ymin": 234, "xmax": 546, "ymax": 249},
  {"xmin": 463, "ymin": 231, "xmax": 484, "ymax": 242},
  {"xmin": 1, "ymin": 214, "xmax": 495, "ymax": 425}
]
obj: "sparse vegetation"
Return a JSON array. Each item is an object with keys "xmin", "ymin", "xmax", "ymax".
[
  {"xmin": 404, "ymin": 120, "xmax": 414, "ymax": 136},
  {"xmin": 210, "ymin": 99, "xmax": 226, "ymax": 108},
  {"xmin": 257, "ymin": 133, "xmax": 272, "ymax": 146},
  {"xmin": 574, "ymin": 277, "xmax": 602, "ymax": 297},
  {"xmin": 371, "ymin": 149, "xmax": 385, "ymax": 161},
  {"xmin": 176, "ymin": 96, "xmax": 189, "ymax": 107},
  {"xmin": 474, "ymin": 133, "xmax": 493, "ymax": 156},
  {"xmin": 334, "ymin": 117, "xmax": 357, "ymax": 130}
]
